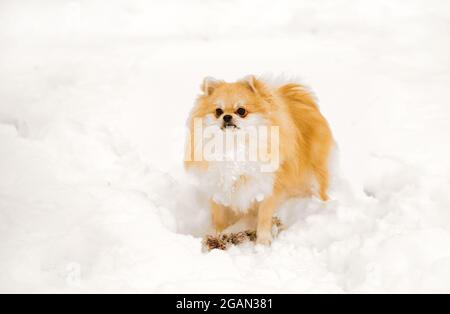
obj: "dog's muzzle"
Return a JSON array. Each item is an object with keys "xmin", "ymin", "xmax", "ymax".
[{"xmin": 222, "ymin": 114, "xmax": 237, "ymax": 129}]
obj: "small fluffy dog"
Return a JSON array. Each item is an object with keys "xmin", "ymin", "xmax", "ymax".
[{"xmin": 185, "ymin": 76, "xmax": 333, "ymax": 245}]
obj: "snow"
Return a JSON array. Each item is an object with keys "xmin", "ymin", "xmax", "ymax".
[{"xmin": 1, "ymin": 0, "xmax": 450, "ymax": 293}]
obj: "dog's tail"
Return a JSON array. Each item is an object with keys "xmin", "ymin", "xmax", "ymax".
[{"xmin": 277, "ymin": 83, "xmax": 319, "ymax": 111}]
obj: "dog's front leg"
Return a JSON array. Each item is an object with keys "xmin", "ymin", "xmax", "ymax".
[
  {"xmin": 256, "ymin": 195, "xmax": 280, "ymax": 245},
  {"xmin": 210, "ymin": 200, "xmax": 233, "ymax": 233}
]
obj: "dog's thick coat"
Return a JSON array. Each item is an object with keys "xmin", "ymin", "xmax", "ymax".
[{"xmin": 186, "ymin": 76, "xmax": 333, "ymax": 245}]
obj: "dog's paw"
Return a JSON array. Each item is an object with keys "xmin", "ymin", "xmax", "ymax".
[{"xmin": 256, "ymin": 232, "xmax": 273, "ymax": 246}]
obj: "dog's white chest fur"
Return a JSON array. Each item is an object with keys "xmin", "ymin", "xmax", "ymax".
[{"xmin": 199, "ymin": 160, "xmax": 274, "ymax": 213}]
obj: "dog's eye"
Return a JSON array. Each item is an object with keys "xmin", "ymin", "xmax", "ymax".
[
  {"xmin": 236, "ymin": 107, "xmax": 247, "ymax": 117},
  {"xmin": 215, "ymin": 108, "xmax": 224, "ymax": 117}
]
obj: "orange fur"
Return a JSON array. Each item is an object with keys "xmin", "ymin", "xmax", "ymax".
[{"xmin": 185, "ymin": 76, "xmax": 334, "ymax": 245}]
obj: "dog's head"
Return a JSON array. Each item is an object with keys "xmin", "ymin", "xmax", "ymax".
[
  {"xmin": 186, "ymin": 76, "xmax": 283, "ymax": 173},
  {"xmin": 190, "ymin": 76, "xmax": 274, "ymax": 130}
]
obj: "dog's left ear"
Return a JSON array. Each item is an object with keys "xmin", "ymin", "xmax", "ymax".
[
  {"xmin": 241, "ymin": 75, "xmax": 268, "ymax": 97},
  {"xmin": 242, "ymin": 75, "xmax": 259, "ymax": 93}
]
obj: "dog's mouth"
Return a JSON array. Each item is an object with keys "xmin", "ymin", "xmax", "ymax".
[{"xmin": 221, "ymin": 122, "xmax": 239, "ymax": 130}]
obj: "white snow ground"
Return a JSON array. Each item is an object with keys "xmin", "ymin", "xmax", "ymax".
[{"xmin": 1, "ymin": 0, "xmax": 450, "ymax": 293}]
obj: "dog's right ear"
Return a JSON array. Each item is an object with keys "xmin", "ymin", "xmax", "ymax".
[{"xmin": 201, "ymin": 77, "xmax": 222, "ymax": 96}]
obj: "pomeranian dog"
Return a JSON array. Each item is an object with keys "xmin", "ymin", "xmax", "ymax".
[{"xmin": 185, "ymin": 75, "xmax": 333, "ymax": 245}]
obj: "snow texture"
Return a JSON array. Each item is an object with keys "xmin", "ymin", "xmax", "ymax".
[{"xmin": 1, "ymin": 0, "xmax": 450, "ymax": 293}]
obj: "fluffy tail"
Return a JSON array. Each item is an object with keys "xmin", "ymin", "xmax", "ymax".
[{"xmin": 277, "ymin": 83, "xmax": 319, "ymax": 110}]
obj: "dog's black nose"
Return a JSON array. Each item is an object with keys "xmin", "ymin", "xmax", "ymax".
[{"xmin": 223, "ymin": 115, "xmax": 232, "ymax": 123}]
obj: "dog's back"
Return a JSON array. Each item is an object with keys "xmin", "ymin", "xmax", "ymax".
[{"xmin": 277, "ymin": 83, "xmax": 333, "ymax": 201}]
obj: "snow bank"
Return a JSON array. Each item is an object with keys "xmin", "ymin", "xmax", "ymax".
[{"xmin": 1, "ymin": 0, "xmax": 450, "ymax": 293}]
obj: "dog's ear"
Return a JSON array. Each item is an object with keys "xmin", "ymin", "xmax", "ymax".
[
  {"xmin": 201, "ymin": 77, "xmax": 222, "ymax": 96},
  {"xmin": 242, "ymin": 75, "xmax": 268, "ymax": 96},
  {"xmin": 242, "ymin": 75, "xmax": 259, "ymax": 93}
]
